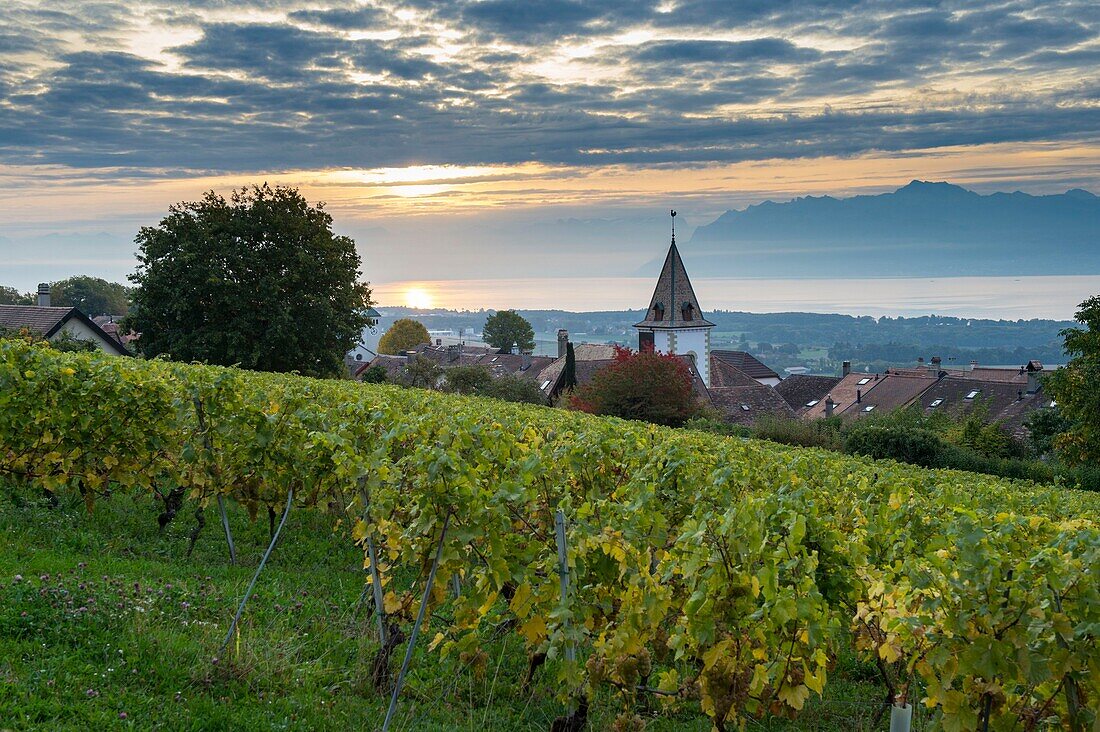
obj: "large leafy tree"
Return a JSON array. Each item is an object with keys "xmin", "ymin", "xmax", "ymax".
[
  {"xmin": 0, "ymin": 286, "xmax": 32, "ymax": 305},
  {"xmin": 52, "ymin": 275, "xmax": 130, "ymax": 316},
  {"xmin": 378, "ymin": 318, "xmax": 429, "ymax": 354},
  {"xmin": 129, "ymin": 184, "xmax": 371, "ymax": 377},
  {"xmin": 1045, "ymin": 295, "xmax": 1100, "ymax": 466},
  {"xmin": 483, "ymin": 310, "xmax": 535, "ymax": 352},
  {"xmin": 569, "ymin": 346, "xmax": 702, "ymax": 426}
]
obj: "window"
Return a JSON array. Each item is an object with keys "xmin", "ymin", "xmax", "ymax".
[
  {"xmin": 540, "ymin": 380, "xmax": 551, "ymax": 390},
  {"xmin": 862, "ymin": 405, "xmax": 875, "ymax": 412},
  {"xmin": 740, "ymin": 405, "xmax": 751, "ymax": 411},
  {"xmin": 965, "ymin": 390, "xmax": 980, "ymax": 399},
  {"xmin": 653, "ymin": 302, "xmax": 665, "ymax": 322},
  {"xmin": 491, "ymin": 356, "xmax": 498, "ymax": 362},
  {"xmin": 681, "ymin": 302, "xmax": 695, "ymax": 322},
  {"xmin": 930, "ymin": 398, "xmax": 943, "ymax": 407},
  {"xmin": 857, "ymin": 377, "xmax": 871, "ymax": 385},
  {"xmin": 805, "ymin": 399, "xmax": 819, "ymax": 407}
]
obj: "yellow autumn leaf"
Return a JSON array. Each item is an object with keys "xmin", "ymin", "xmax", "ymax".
[
  {"xmin": 878, "ymin": 642, "xmax": 902, "ymax": 664},
  {"xmin": 509, "ymin": 582, "xmax": 534, "ymax": 618},
  {"xmin": 383, "ymin": 591, "xmax": 402, "ymax": 614},
  {"xmin": 778, "ymin": 683, "xmax": 810, "ymax": 710},
  {"xmin": 518, "ymin": 615, "xmax": 548, "ymax": 644},
  {"xmin": 804, "ymin": 663, "xmax": 826, "ymax": 695}
]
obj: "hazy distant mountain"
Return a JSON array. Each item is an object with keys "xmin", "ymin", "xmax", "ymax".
[{"xmin": 684, "ymin": 181, "xmax": 1100, "ymax": 277}]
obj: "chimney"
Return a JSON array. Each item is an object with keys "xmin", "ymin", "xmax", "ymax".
[
  {"xmin": 557, "ymin": 329, "xmax": 569, "ymax": 358},
  {"xmin": 521, "ymin": 353, "xmax": 531, "ymax": 370},
  {"xmin": 436, "ymin": 338, "xmax": 442, "ymax": 346},
  {"xmin": 37, "ymin": 283, "xmax": 50, "ymax": 307},
  {"xmin": 1026, "ymin": 364, "xmax": 1043, "ymax": 394},
  {"xmin": 856, "ymin": 389, "xmax": 862, "ymax": 404},
  {"xmin": 824, "ymin": 396, "xmax": 835, "ymax": 418},
  {"xmin": 970, "ymin": 359, "xmax": 979, "ymax": 370},
  {"xmin": 929, "ymin": 356, "xmax": 941, "ymax": 378},
  {"xmin": 842, "ymin": 360, "xmax": 851, "ymax": 377}
]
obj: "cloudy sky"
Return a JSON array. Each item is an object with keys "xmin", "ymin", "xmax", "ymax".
[{"xmin": 2, "ymin": 0, "xmax": 1099, "ymax": 306}]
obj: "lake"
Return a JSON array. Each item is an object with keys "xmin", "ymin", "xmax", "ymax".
[{"xmin": 372, "ymin": 275, "xmax": 1100, "ymax": 320}]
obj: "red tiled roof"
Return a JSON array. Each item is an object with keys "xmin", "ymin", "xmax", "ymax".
[
  {"xmin": 0, "ymin": 305, "xmax": 71, "ymax": 336},
  {"xmin": 710, "ymin": 350, "xmax": 780, "ymax": 381},
  {"xmin": 708, "ymin": 384, "xmax": 795, "ymax": 426},
  {"xmin": 775, "ymin": 374, "xmax": 843, "ymax": 413}
]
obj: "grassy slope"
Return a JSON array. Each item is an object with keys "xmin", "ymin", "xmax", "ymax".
[{"xmin": 0, "ymin": 484, "xmax": 899, "ymax": 731}]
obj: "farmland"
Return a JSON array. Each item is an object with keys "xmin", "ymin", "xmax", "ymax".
[{"xmin": 1, "ymin": 340, "xmax": 1097, "ymax": 730}]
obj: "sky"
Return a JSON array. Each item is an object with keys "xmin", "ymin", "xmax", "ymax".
[{"xmin": 2, "ymin": 0, "xmax": 1099, "ymax": 312}]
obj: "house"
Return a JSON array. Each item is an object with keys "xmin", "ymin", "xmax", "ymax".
[
  {"xmin": 710, "ymin": 350, "xmax": 781, "ymax": 386},
  {"xmin": 707, "ymin": 384, "xmax": 795, "ymax": 426},
  {"xmin": 358, "ymin": 342, "xmax": 555, "ymax": 387},
  {"xmin": 91, "ymin": 315, "xmax": 139, "ymax": 347},
  {"xmin": 916, "ymin": 362, "xmax": 1048, "ymax": 440},
  {"xmin": 0, "ymin": 284, "xmax": 130, "ymax": 356},
  {"xmin": 534, "ymin": 338, "xmax": 621, "ymax": 401},
  {"xmin": 774, "ymin": 374, "xmax": 843, "ymax": 416},
  {"xmin": 844, "ymin": 372, "xmax": 941, "ymax": 419}
]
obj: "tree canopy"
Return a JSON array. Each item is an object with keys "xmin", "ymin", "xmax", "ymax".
[
  {"xmin": 568, "ymin": 346, "xmax": 701, "ymax": 426},
  {"xmin": 483, "ymin": 310, "xmax": 535, "ymax": 352},
  {"xmin": 128, "ymin": 184, "xmax": 371, "ymax": 378},
  {"xmin": 0, "ymin": 286, "xmax": 32, "ymax": 305},
  {"xmin": 52, "ymin": 275, "xmax": 131, "ymax": 316},
  {"xmin": 1045, "ymin": 295, "xmax": 1100, "ymax": 466},
  {"xmin": 378, "ymin": 318, "xmax": 429, "ymax": 355}
]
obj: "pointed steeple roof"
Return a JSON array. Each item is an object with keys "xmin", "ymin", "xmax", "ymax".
[{"xmin": 635, "ymin": 213, "xmax": 715, "ymax": 329}]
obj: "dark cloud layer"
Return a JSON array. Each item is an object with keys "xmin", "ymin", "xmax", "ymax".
[{"xmin": 0, "ymin": 0, "xmax": 1097, "ymax": 174}]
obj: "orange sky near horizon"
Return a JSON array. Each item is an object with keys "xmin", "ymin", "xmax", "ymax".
[{"xmin": 2, "ymin": 141, "xmax": 1097, "ymax": 237}]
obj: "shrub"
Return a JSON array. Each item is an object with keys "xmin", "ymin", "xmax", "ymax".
[
  {"xmin": 843, "ymin": 424, "xmax": 947, "ymax": 467},
  {"xmin": 569, "ymin": 347, "xmax": 701, "ymax": 427},
  {"xmin": 753, "ymin": 415, "xmax": 844, "ymax": 451}
]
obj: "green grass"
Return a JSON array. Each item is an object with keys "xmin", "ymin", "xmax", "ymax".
[{"xmin": 0, "ymin": 485, "xmax": 904, "ymax": 731}]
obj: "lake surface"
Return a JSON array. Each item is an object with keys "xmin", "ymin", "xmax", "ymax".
[{"xmin": 372, "ymin": 275, "xmax": 1100, "ymax": 320}]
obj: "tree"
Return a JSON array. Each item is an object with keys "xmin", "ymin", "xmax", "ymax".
[
  {"xmin": 398, "ymin": 355, "xmax": 443, "ymax": 389},
  {"xmin": 444, "ymin": 365, "xmax": 493, "ymax": 395},
  {"xmin": 378, "ymin": 318, "xmax": 429, "ymax": 355},
  {"xmin": 568, "ymin": 346, "xmax": 702, "ymax": 426},
  {"xmin": 1023, "ymin": 407, "xmax": 1070, "ymax": 457},
  {"xmin": 0, "ymin": 286, "xmax": 32, "ymax": 305},
  {"xmin": 562, "ymin": 342, "xmax": 577, "ymax": 391},
  {"xmin": 359, "ymin": 364, "xmax": 388, "ymax": 384},
  {"xmin": 128, "ymin": 185, "xmax": 371, "ymax": 378},
  {"xmin": 51, "ymin": 275, "xmax": 130, "ymax": 316},
  {"xmin": 1045, "ymin": 295, "xmax": 1100, "ymax": 466},
  {"xmin": 483, "ymin": 374, "xmax": 545, "ymax": 404},
  {"xmin": 483, "ymin": 310, "xmax": 535, "ymax": 352}
]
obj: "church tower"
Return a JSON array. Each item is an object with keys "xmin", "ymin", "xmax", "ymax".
[{"xmin": 634, "ymin": 210, "xmax": 716, "ymax": 387}]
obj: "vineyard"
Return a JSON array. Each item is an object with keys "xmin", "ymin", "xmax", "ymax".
[{"xmin": 1, "ymin": 338, "xmax": 1098, "ymax": 731}]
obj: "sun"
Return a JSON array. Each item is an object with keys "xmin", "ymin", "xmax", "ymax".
[{"xmin": 404, "ymin": 287, "xmax": 434, "ymax": 310}]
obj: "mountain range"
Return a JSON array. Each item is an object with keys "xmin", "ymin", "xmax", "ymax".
[{"xmin": 680, "ymin": 181, "xmax": 1100, "ymax": 278}]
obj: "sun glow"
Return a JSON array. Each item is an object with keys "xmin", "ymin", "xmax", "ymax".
[{"xmin": 404, "ymin": 287, "xmax": 435, "ymax": 309}]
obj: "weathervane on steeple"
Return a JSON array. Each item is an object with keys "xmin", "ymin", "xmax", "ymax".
[{"xmin": 671, "ymin": 209, "xmax": 677, "ymax": 244}]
